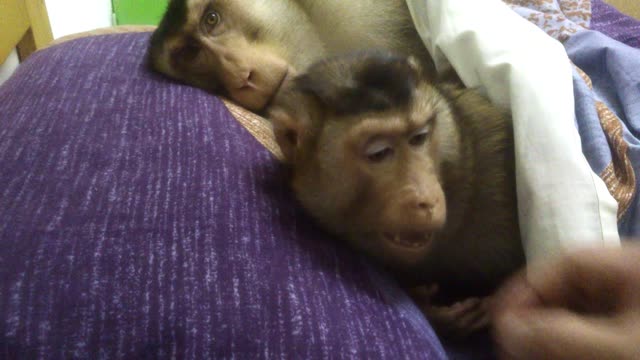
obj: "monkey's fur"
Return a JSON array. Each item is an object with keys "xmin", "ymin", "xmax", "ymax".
[
  {"xmin": 269, "ymin": 53, "xmax": 525, "ymax": 334},
  {"xmin": 147, "ymin": 0, "xmax": 434, "ymax": 112}
]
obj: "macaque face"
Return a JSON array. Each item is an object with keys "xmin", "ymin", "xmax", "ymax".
[
  {"xmin": 296, "ymin": 92, "xmax": 449, "ymax": 269},
  {"xmin": 270, "ymin": 53, "xmax": 456, "ymax": 270},
  {"xmin": 148, "ymin": 0, "xmax": 323, "ymax": 111}
]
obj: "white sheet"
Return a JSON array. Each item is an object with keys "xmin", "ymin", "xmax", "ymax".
[{"xmin": 406, "ymin": 0, "xmax": 620, "ymax": 261}]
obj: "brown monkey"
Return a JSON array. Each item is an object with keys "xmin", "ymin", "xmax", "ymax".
[
  {"xmin": 268, "ymin": 52, "xmax": 525, "ymax": 336},
  {"xmin": 147, "ymin": 0, "xmax": 435, "ymax": 112}
]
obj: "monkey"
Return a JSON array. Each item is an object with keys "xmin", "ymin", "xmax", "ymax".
[
  {"xmin": 267, "ymin": 51, "xmax": 525, "ymax": 337},
  {"xmin": 146, "ymin": 0, "xmax": 435, "ymax": 113}
]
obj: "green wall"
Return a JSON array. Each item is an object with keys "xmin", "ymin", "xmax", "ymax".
[{"xmin": 112, "ymin": 0, "xmax": 169, "ymax": 25}]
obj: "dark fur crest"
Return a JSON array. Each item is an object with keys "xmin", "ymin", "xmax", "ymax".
[{"xmin": 294, "ymin": 52, "xmax": 417, "ymax": 116}]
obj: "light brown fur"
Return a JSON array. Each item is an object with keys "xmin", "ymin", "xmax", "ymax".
[{"xmin": 147, "ymin": 0, "xmax": 434, "ymax": 112}]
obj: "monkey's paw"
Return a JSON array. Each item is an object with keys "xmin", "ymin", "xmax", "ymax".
[{"xmin": 409, "ymin": 285, "xmax": 491, "ymax": 338}]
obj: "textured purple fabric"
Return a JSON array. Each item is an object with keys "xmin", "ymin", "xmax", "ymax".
[
  {"xmin": 591, "ymin": 0, "xmax": 640, "ymax": 48},
  {"xmin": 0, "ymin": 33, "xmax": 446, "ymax": 359}
]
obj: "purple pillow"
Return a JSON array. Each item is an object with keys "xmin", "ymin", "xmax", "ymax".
[{"xmin": 0, "ymin": 33, "xmax": 446, "ymax": 359}]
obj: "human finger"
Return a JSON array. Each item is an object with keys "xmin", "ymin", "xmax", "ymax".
[
  {"xmin": 524, "ymin": 245, "xmax": 640, "ymax": 313},
  {"xmin": 494, "ymin": 307, "xmax": 635, "ymax": 360}
]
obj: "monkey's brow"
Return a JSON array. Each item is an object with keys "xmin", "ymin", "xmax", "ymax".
[
  {"xmin": 408, "ymin": 112, "xmax": 433, "ymax": 130},
  {"xmin": 349, "ymin": 117, "xmax": 410, "ymax": 140},
  {"xmin": 409, "ymin": 95, "xmax": 439, "ymax": 128},
  {"xmin": 185, "ymin": 0, "xmax": 212, "ymax": 26},
  {"xmin": 201, "ymin": 2, "xmax": 216, "ymax": 17}
]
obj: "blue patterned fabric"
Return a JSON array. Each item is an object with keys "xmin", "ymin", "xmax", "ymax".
[
  {"xmin": 566, "ymin": 30, "xmax": 640, "ymax": 237},
  {"xmin": 0, "ymin": 33, "xmax": 446, "ymax": 359},
  {"xmin": 506, "ymin": 0, "xmax": 639, "ymax": 237}
]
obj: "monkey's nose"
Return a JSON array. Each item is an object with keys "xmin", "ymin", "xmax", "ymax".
[
  {"xmin": 414, "ymin": 195, "xmax": 438, "ymax": 212},
  {"xmin": 408, "ymin": 199, "xmax": 444, "ymax": 230},
  {"xmin": 406, "ymin": 200, "xmax": 434, "ymax": 223},
  {"xmin": 237, "ymin": 70, "xmax": 256, "ymax": 90},
  {"xmin": 417, "ymin": 201, "xmax": 431, "ymax": 211}
]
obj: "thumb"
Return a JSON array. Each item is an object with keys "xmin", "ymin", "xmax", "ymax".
[{"xmin": 494, "ymin": 309, "xmax": 633, "ymax": 360}]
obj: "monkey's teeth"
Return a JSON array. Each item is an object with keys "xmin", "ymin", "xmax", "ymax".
[{"xmin": 385, "ymin": 233, "xmax": 433, "ymax": 248}]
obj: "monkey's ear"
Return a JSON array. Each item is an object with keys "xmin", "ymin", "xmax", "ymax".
[{"xmin": 268, "ymin": 107, "xmax": 308, "ymax": 163}]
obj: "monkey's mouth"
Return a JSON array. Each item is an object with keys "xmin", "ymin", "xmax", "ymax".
[{"xmin": 383, "ymin": 232, "xmax": 434, "ymax": 249}]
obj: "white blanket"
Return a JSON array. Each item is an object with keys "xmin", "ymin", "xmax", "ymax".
[{"xmin": 406, "ymin": 0, "xmax": 620, "ymax": 261}]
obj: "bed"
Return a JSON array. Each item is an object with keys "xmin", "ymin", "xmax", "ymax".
[{"xmin": 1, "ymin": 0, "xmax": 639, "ymax": 359}]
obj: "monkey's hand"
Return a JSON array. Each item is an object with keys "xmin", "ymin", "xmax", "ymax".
[{"xmin": 408, "ymin": 284, "xmax": 491, "ymax": 338}]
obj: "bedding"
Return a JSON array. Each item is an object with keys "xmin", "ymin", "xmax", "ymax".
[
  {"xmin": 505, "ymin": 0, "xmax": 640, "ymax": 238},
  {"xmin": 407, "ymin": 0, "xmax": 639, "ymax": 358},
  {"xmin": 408, "ymin": 0, "xmax": 640, "ymax": 261},
  {"xmin": 0, "ymin": 33, "xmax": 446, "ymax": 359}
]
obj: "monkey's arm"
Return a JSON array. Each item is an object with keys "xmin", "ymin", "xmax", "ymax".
[{"xmin": 409, "ymin": 284, "xmax": 492, "ymax": 338}]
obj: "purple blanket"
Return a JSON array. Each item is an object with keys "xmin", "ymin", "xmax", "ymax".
[{"xmin": 0, "ymin": 33, "xmax": 446, "ymax": 359}]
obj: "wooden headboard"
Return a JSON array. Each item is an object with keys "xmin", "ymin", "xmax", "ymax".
[
  {"xmin": 607, "ymin": 0, "xmax": 640, "ymax": 19},
  {"xmin": 0, "ymin": 0, "xmax": 53, "ymax": 64}
]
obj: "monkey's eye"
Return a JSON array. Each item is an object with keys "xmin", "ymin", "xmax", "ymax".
[
  {"xmin": 409, "ymin": 126, "xmax": 431, "ymax": 147},
  {"xmin": 204, "ymin": 11, "xmax": 220, "ymax": 28},
  {"xmin": 365, "ymin": 141, "xmax": 394, "ymax": 163}
]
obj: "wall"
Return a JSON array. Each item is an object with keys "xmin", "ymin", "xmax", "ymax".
[
  {"xmin": 0, "ymin": 50, "xmax": 20, "ymax": 85},
  {"xmin": 0, "ymin": 0, "xmax": 112, "ymax": 85},
  {"xmin": 45, "ymin": 0, "xmax": 113, "ymax": 39}
]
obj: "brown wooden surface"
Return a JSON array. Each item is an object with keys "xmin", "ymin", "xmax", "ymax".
[
  {"xmin": 606, "ymin": 0, "xmax": 640, "ymax": 19},
  {"xmin": 0, "ymin": 0, "xmax": 53, "ymax": 64},
  {"xmin": 25, "ymin": 0, "xmax": 54, "ymax": 48},
  {"xmin": 0, "ymin": 0, "xmax": 30, "ymax": 63},
  {"xmin": 17, "ymin": 29, "xmax": 37, "ymax": 61}
]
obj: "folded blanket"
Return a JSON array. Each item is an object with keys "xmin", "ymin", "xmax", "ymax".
[
  {"xmin": 407, "ymin": 0, "xmax": 620, "ymax": 264},
  {"xmin": 405, "ymin": 2, "xmax": 637, "ymax": 358},
  {"xmin": 507, "ymin": 0, "xmax": 640, "ymax": 238}
]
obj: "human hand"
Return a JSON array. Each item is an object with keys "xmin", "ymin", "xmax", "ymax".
[{"xmin": 492, "ymin": 244, "xmax": 640, "ymax": 360}]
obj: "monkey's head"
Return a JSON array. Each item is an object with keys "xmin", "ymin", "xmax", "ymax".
[
  {"xmin": 148, "ymin": 0, "xmax": 325, "ymax": 112},
  {"xmin": 270, "ymin": 53, "xmax": 460, "ymax": 271}
]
